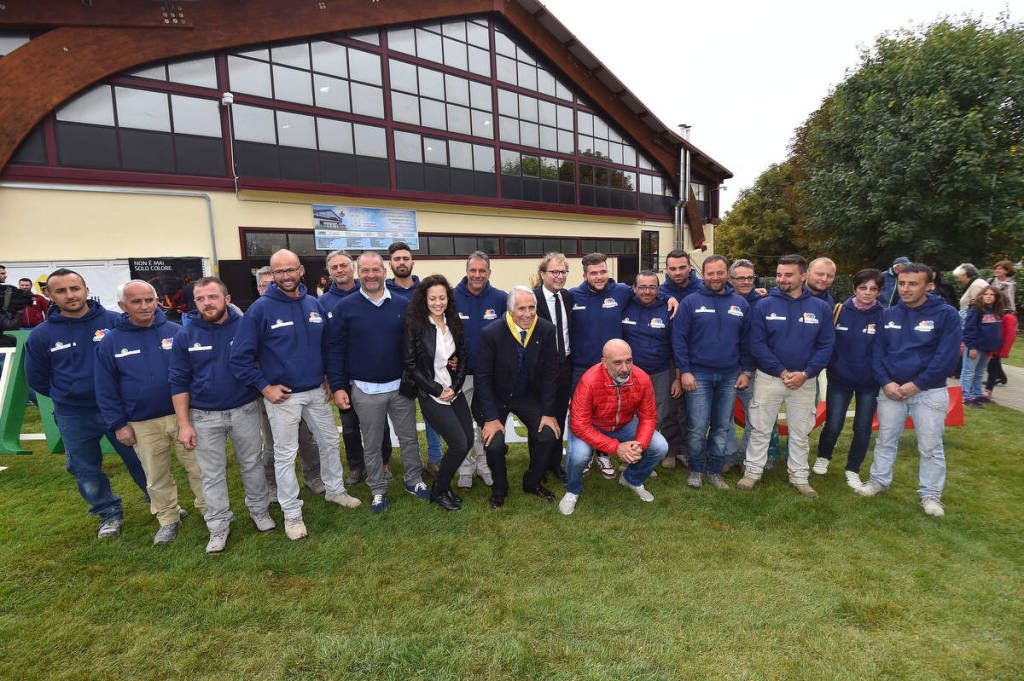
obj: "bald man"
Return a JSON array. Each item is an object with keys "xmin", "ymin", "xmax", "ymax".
[{"xmin": 559, "ymin": 339, "xmax": 668, "ymax": 515}]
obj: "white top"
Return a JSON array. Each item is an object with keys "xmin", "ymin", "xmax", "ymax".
[
  {"xmin": 429, "ymin": 316, "xmax": 457, "ymax": 405},
  {"xmin": 542, "ymin": 286, "xmax": 571, "ymax": 356}
]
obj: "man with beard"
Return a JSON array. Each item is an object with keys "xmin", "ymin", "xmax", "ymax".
[
  {"xmin": 25, "ymin": 268, "xmax": 149, "ymax": 539},
  {"xmin": 559, "ymin": 339, "xmax": 667, "ymax": 515},
  {"xmin": 95, "ymin": 279, "xmax": 206, "ymax": 545},
  {"xmin": 657, "ymin": 250, "xmax": 699, "ymax": 470},
  {"xmin": 169, "ymin": 277, "xmax": 275, "ymax": 553},
  {"xmin": 806, "ymin": 257, "xmax": 837, "ymax": 307},
  {"xmin": 231, "ymin": 250, "xmax": 360, "ymax": 542}
]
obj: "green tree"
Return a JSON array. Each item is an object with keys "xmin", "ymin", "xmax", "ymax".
[
  {"xmin": 716, "ymin": 160, "xmax": 807, "ymax": 272},
  {"xmin": 798, "ymin": 17, "xmax": 1024, "ymax": 269}
]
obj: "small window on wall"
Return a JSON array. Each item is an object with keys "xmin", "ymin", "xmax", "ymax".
[{"xmin": 641, "ymin": 230, "xmax": 659, "ymax": 271}]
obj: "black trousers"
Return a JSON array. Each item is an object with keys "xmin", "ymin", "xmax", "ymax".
[
  {"xmin": 418, "ymin": 393, "xmax": 473, "ymax": 491},
  {"xmin": 985, "ymin": 356, "xmax": 1007, "ymax": 391},
  {"xmin": 339, "ymin": 405, "xmax": 392, "ymax": 470},
  {"xmin": 547, "ymin": 356, "xmax": 572, "ymax": 472},
  {"xmin": 484, "ymin": 394, "xmax": 558, "ymax": 496}
]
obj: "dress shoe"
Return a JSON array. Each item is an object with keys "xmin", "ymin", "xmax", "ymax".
[
  {"xmin": 430, "ymin": 491, "xmax": 460, "ymax": 511},
  {"xmin": 488, "ymin": 494, "xmax": 506, "ymax": 509},
  {"xmin": 447, "ymin": 489, "xmax": 463, "ymax": 505},
  {"xmin": 524, "ymin": 485, "xmax": 556, "ymax": 502},
  {"xmin": 431, "ymin": 482, "xmax": 462, "ymax": 506}
]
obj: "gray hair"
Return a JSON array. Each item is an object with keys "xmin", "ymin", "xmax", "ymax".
[
  {"xmin": 507, "ymin": 285, "xmax": 536, "ymax": 312},
  {"xmin": 325, "ymin": 249, "xmax": 352, "ymax": 268},
  {"xmin": 729, "ymin": 259, "xmax": 755, "ymax": 276},
  {"xmin": 255, "ymin": 266, "xmax": 272, "ymax": 290},
  {"xmin": 952, "ymin": 263, "xmax": 978, "ymax": 278},
  {"xmin": 116, "ymin": 279, "xmax": 157, "ymax": 303},
  {"xmin": 466, "ymin": 250, "xmax": 491, "ymax": 270}
]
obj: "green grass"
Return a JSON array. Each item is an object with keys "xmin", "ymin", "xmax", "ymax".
[{"xmin": 2, "ymin": 404, "xmax": 1022, "ymax": 680}]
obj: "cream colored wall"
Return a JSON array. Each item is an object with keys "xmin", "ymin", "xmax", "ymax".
[{"xmin": 0, "ymin": 183, "xmax": 679, "ymax": 289}]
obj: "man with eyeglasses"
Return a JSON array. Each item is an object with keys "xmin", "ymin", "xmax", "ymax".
[
  {"xmin": 231, "ymin": 250, "xmax": 360, "ymax": 542},
  {"xmin": 657, "ymin": 250, "xmax": 700, "ymax": 471},
  {"xmin": 533, "ymin": 253, "xmax": 574, "ymax": 483}
]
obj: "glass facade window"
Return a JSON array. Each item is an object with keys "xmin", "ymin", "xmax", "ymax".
[
  {"xmin": 388, "ymin": 59, "xmax": 493, "ymax": 140},
  {"xmin": 167, "ymin": 56, "xmax": 218, "ymax": 89},
  {"xmin": 389, "ymin": 19, "xmax": 490, "ymax": 77},
  {"xmin": 493, "ymin": 27, "xmax": 570, "ymax": 101}
]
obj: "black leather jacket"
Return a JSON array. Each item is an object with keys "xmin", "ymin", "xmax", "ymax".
[{"xmin": 402, "ymin": 318, "xmax": 468, "ymax": 399}]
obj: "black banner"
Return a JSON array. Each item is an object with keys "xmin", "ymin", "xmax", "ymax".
[{"xmin": 129, "ymin": 257, "xmax": 204, "ymax": 321}]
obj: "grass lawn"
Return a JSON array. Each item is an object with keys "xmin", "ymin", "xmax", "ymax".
[{"xmin": 2, "ymin": 403, "xmax": 1022, "ymax": 680}]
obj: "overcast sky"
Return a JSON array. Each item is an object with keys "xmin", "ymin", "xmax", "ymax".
[{"xmin": 540, "ymin": 0, "xmax": 1015, "ymax": 215}]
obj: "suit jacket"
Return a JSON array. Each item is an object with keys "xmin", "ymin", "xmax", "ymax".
[
  {"xmin": 402, "ymin": 318, "xmax": 468, "ymax": 399},
  {"xmin": 473, "ymin": 316, "xmax": 557, "ymax": 423},
  {"xmin": 533, "ymin": 284, "xmax": 573, "ymax": 362}
]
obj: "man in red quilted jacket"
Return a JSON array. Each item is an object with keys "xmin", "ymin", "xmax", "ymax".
[{"xmin": 559, "ymin": 339, "xmax": 668, "ymax": 515}]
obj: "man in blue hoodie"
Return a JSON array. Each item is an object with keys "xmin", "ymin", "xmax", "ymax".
[
  {"xmin": 806, "ymin": 257, "xmax": 837, "ymax": 307},
  {"xmin": 169, "ymin": 277, "xmax": 275, "ymax": 554},
  {"xmin": 855, "ymin": 263, "xmax": 961, "ymax": 518},
  {"xmin": 736, "ymin": 254, "xmax": 835, "ymax": 497},
  {"xmin": 452, "ymin": 251, "xmax": 505, "ymax": 488},
  {"xmin": 879, "ymin": 257, "xmax": 911, "ymax": 309},
  {"xmin": 231, "ymin": 250, "xmax": 360, "ymax": 542},
  {"xmin": 25, "ymin": 269, "xmax": 148, "ymax": 539},
  {"xmin": 673, "ymin": 255, "xmax": 752, "ymax": 491},
  {"xmin": 657, "ymin": 249, "xmax": 700, "ymax": 470},
  {"xmin": 95, "ymin": 279, "xmax": 206, "ymax": 545}
]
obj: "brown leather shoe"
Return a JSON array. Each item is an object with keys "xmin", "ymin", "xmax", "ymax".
[{"xmin": 791, "ymin": 482, "xmax": 818, "ymax": 498}]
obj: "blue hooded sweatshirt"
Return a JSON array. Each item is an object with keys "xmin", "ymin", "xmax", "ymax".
[
  {"xmin": 94, "ymin": 308, "xmax": 182, "ymax": 431},
  {"xmin": 326, "ymin": 288, "xmax": 409, "ymax": 391},
  {"xmin": 453, "ymin": 277, "xmax": 507, "ymax": 372},
  {"xmin": 24, "ymin": 300, "xmax": 121, "ymax": 414},
  {"xmin": 318, "ymin": 280, "xmax": 361, "ymax": 317},
  {"xmin": 962, "ymin": 305, "xmax": 1002, "ymax": 353},
  {"xmin": 168, "ymin": 307, "xmax": 258, "ymax": 411},
  {"xmin": 812, "ymin": 288, "xmax": 834, "ymax": 308},
  {"xmin": 621, "ymin": 292, "xmax": 673, "ymax": 374},
  {"xmin": 749, "ymin": 286, "xmax": 835, "ymax": 377},
  {"xmin": 229, "ymin": 283, "xmax": 328, "ymax": 394},
  {"xmin": 872, "ymin": 293, "xmax": 961, "ymax": 390},
  {"xmin": 828, "ymin": 297, "xmax": 884, "ymax": 391},
  {"xmin": 569, "ymin": 278, "xmax": 633, "ymax": 368},
  {"xmin": 672, "ymin": 282, "xmax": 752, "ymax": 374},
  {"xmin": 659, "ymin": 269, "xmax": 700, "ymax": 302},
  {"xmin": 385, "ymin": 274, "xmax": 420, "ymax": 296}
]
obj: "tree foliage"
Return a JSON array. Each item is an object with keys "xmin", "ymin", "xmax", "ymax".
[{"xmin": 797, "ymin": 17, "xmax": 1024, "ymax": 269}]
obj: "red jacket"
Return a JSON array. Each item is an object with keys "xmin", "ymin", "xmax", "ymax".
[
  {"xmin": 20, "ymin": 295, "xmax": 48, "ymax": 328},
  {"xmin": 571, "ymin": 363, "xmax": 657, "ymax": 455}
]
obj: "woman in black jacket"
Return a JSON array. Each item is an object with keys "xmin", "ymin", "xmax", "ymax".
[{"xmin": 402, "ymin": 274, "xmax": 472, "ymax": 510}]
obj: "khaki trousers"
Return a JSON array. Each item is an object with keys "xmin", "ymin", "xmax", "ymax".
[{"xmin": 130, "ymin": 414, "xmax": 206, "ymax": 526}]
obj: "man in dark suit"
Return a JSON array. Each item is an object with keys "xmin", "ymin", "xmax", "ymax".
[
  {"xmin": 474, "ymin": 286, "xmax": 562, "ymax": 509},
  {"xmin": 532, "ymin": 253, "xmax": 573, "ymax": 482}
]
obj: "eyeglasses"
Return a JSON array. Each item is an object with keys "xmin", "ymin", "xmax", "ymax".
[
  {"xmin": 544, "ymin": 269, "xmax": 569, "ymax": 277},
  {"xmin": 635, "ymin": 285, "xmax": 658, "ymax": 291},
  {"xmin": 730, "ymin": 276, "xmax": 755, "ymax": 282},
  {"xmin": 271, "ymin": 267, "xmax": 301, "ymax": 276}
]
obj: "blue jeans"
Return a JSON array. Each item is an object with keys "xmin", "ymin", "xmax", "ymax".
[
  {"xmin": 565, "ymin": 416, "xmax": 667, "ymax": 495},
  {"xmin": 685, "ymin": 369, "xmax": 738, "ymax": 475},
  {"xmin": 423, "ymin": 418, "xmax": 444, "ymax": 464},
  {"xmin": 869, "ymin": 387, "xmax": 947, "ymax": 499},
  {"xmin": 55, "ymin": 408, "xmax": 149, "ymax": 520},
  {"xmin": 959, "ymin": 351, "xmax": 990, "ymax": 401},
  {"xmin": 816, "ymin": 379, "xmax": 877, "ymax": 473}
]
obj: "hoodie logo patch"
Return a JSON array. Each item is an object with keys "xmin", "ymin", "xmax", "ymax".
[
  {"xmin": 92, "ymin": 329, "xmax": 109, "ymax": 343},
  {"xmin": 799, "ymin": 313, "xmax": 819, "ymax": 325},
  {"xmin": 650, "ymin": 317, "xmax": 666, "ymax": 329},
  {"xmin": 884, "ymin": 321, "xmax": 902, "ymax": 330},
  {"xmin": 114, "ymin": 348, "xmax": 141, "ymax": 359},
  {"xmin": 459, "ymin": 312, "xmax": 470, "ymax": 320},
  {"xmin": 308, "ymin": 311, "xmax": 323, "ymax": 324},
  {"xmin": 270, "ymin": 319, "xmax": 294, "ymax": 330},
  {"xmin": 836, "ymin": 324, "xmax": 850, "ymax": 331},
  {"xmin": 602, "ymin": 298, "xmax": 618, "ymax": 309},
  {"xmin": 766, "ymin": 313, "xmax": 786, "ymax": 321},
  {"xmin": 50, "ymin": 341, "xmax": 74, "ymax": 353},
  {"xmin": 483, "ymin": 308, "xmax": 498, "ymax": 320},
  {"xmin": 863, "ymin": 324, "xmax": 877, "ymax": 335},
  {"xmin": 695, "ymin": 306, "xmax": 715, "ymax": 314},
  {"xmin": 622, "ymin": 317, "xmax": 637, "ymax": 326},
  {"xmin": 161, "ymin": 338, "xmax": 174, "ymax": 350},
  {"xmin": 914, "ymin": 320, "xmax": 935, "ymax": 332},
  {"xmin": 188, "ymin": 342, "xmax": 213, "ymax": 352},
  {"xmin": 728, "ymin": 305, "xmax": 744, "ymax": 317},
  {"xmin": 572, "ymin": 304, "xmax": 586, "ymax": 311}
]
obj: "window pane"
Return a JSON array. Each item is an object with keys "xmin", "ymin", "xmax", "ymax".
[
  {"xmin": 418, "ymin": 66, "xmax": 444, "ymax": 97},
  {"xmin": 557, "ymin": 129, "xmax": 574, "ymax": 154},
  {"xmin": 449, "ymin": 140, "xmax": 473, "ymax": 169},
  {"xmin": 416, "ymin": 29, "xmax": 443, "ymax": 63},
  {"xmin": 470, "ymin": 81, "xmax": 492, "ymax": 111},
  {"xmin": 349, "ymin": 30, "xmax": 380, "ymax": 46},
  {"xmin": 444, "ymin": 74, "xmax": 469, "ymax": 105},
  {"xmin": 519, "ymin": 121, "xmax": 539, "ymax": 147},
  {"xmin": 391, "ymin": 92, "xmax": 420, "ymax": 125},
  {"xmin": 538, "ymin": 100, "xmax": 556, "ymax": 126},
  {"xmin": 423, "ymin": 137, "xmax": 447, "ymax": 165},
  {"xmin": 446, "ymin": 104, "xmax": 471, "ymax": 135},
  {"xmin": 348, "ymin": 48, "xmax": 382, "ymax": 85},
  {"xmin": 595, "ymin": 166, "xmax": 609, "ymax": 186},
  {"xmin": 593, "ymin": 116, "xmax": 608, "ymax": 139},
  {"xmin": 609, "ymin": 142, "xmax": 623, "ymax": 164},
  {"xmin": 524, "ymin": 238, "xmax": 544, "ymax": 255},
  {"xmin": 577, "ymin": 111, "xmax": 593, "ymax": 135},
  {"xmin": 389, "ymin": 59, "xmax": 418, "ymax": 93},
  {"xmin": 442, "ymin": 20, "xmax": 467, "ymax": 41},
  {"xmin": 466, "ymin": 21, "xmax": 489, "ymax": 48},
  {"xmin": 453, "ymin": 236, "xmax": 477, "ymax": 255},
  {"xmin": 271, "ymin": 43, "xmax": 310, "ymax": 70},
  {"xmin": 518, "ymin": 94, "xmax": 537, "ymax": 122},
  {"xmin": 426, "ymin": 235, "xmax": 454, "ymax": 255},
  {"xmin": 56, "ymin": 84, "xmax": 115, "ymax": 126},
  {"xmin": 540, "ymin": 156, "xmax": 558, "ymax": 180},
  {"xmin": 350, "ymin": 83, "xmax": 384, "ymax": 118},
  {"xmin": 168, "ymin": 57, "xmax": 217, "ymax": 89},
  {"xmin": 579, "ymin": 164, "xmax": 594, "ymax": 185},
  {"xmin": 353, "ymin": 123, "xmax": 387, "ymax": 158},
  {"xmin": 639, "ymin": 174, "xmax": 652, "ymax": 193},
  {"xmin": 651, "ymin": 176, "xmax": 663, "ymax": 195},
  {"xmin": 420, "ymin": 97, "xmax": 446, "ymax": 129},
  {"xmin": 561, "ymin": 239, "xmax": 577, "ymax": 255},
  {"xmin": 468, "ymin": 46, "xmax": 491, "ymax": 77},
  {"xmin": 500, "ymin": 149, "xmax": 520, "ymax": 175},
  {"xmin": 537, "ymin": 69, "xmax": 556, "ymax": 97},
  {"xmin": 505, "ymin": 237, "xmax": 524, "ymax": 255},
  {"xmin": 314, "ymin": 73, "xmax": 350, "ymax": 111},
  {"xmin": 394, "ymin": 130, "xmax": 422, "ymax": 162},
  {"xmin": 228, "ymin": 56, "xmax": 272, "ymax": 98},
  {"xmin": 517, "ymin": 63, "xmax": 537, "ymax": 90},
  {"xmin": 498, "ymin": 116, "xmax": 519, "ymax": 144},
  {"xmin": 233, "ymin": 104, "xmax": 276, "ymax": 144},
  {"xmin": 471, "ymin": 109, "xmax": 494, "ymax": 139},
  {"xmin": 556, "ymin": 80, "xmax": 572, "ymax": 101},
  {"xmin": 388, "ymin": 28, "xmax": 416, "ymax": 56},
  {"xmin": 539, "ymin": 126, "xmax": 557, "ymax": 151},
  {"xmin": 288, "ymin": 232, "xmax": 317, "ymax": 256},
  {"xmin": 623, "ymin": 171, "xmax": 636, "ymax": 191},
  {"xmin": 578, "ymin": 135, "xmax": 594, "ymax": 156},
  {"xmin": 494, "ymin": 31, "xmax": 516, "ymax": 57},
  {"xmin": 272, "ymin": 65, "xmax": 312, "ymax": 105},
  {"xmin": 479, "ymin": 236, "xmax": 499, "ymax": 255},
  {"xmin": 246, "ymin": 231, "xmax": 286, "ymax": 256},
  {"xmin": 521, "ymin": 155, "xmax": 539, "ymax": 176},
  {"xmin": 442, "ymin": 37, "xmax": 467, "ymax": 71},
  {"xmin": 556, "ymin": 105, "xmax": 573, "ymax": 130},
  {"xmin": 317, "ymin": 117, "xmax": 353, "ymax": 154},
  {"xmin": 311, "ymin": 41, "xmax": 347, "ymax": 77},
  {"xmin": 116, "ymin": 87, "xmax": 170, "ymax": 132},
  {"xmin": 558, "ymin": 160, "xmax": 574, "ymax": 182},
  {"xmin": 495, "ymin": 55, "xmax": 516, "ymax": 84},
  {"xmin": 171, "ymin": 95, "xmax": 221, "ymax": 137},
  {"xmin": 498, "ymin": 89, "xmax": 518, "ymax": 116},
  {"xmin": 277, "ymin": 111, "xmax": 316, "ymax": 149},
  {"xmin": 622, "ymin": 146, "xmax": 636, "ymax": 167},
  {"xmin": 473, "ymin": 144, "xmax": 495, "ymax": 173},
  {"xmin": 0, "ymin": 34, "xmax": 30, "ymax": 56},
  {"xmin": 237, "ymin": 47, "xmax": 269, "ymax": 61},
  {"xmin": 128, "ymin": 63, "xmax": 167, "ymax": 80}
]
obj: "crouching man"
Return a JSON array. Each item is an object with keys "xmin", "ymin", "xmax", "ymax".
[
  {"xmin": 559, "ymin": 339, "xmax": 667, "ymax": 515},
  {"xmin": 169, "ymin": 277, "xmax": 276, "ymax": 554}
]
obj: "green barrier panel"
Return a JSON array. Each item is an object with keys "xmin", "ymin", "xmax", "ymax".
[
  {"xmin": 0, "ymin": 330, "xmax": 31, "ymax": 454},
  {"xmin": 33, "ymin": 393, "xmax": 118, "ymax": 454}
]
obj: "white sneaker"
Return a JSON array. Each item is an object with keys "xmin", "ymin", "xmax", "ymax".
[
  {"xmin": 284, "ymin": 517, "xmax": 307, "ymax": 541},
  {"xmin": 205, "ymin": 528, "xmax": 230, "ymax": 554},
  {"xmin": 251, "ymin": 512, "xmax": 276, "ymax": 532},
  {"xmin": 596, "ymin": 455, "xmax": 615, "ymax": 479},
  {"xmin": 812, "ymin": 458, "xmax": 830, "ymax": 475},
  {"xmin": 619, "ymin": 474, "xmax": 655, "ymax": 502},
  {"xmin": 855, "ymin": 480, "xmax": 887, "ymax": 497},
  {"xmin": 845, "ymin": 471, "xmax": 864, "ymax": 490},
  {"xmin": 97, "ymin": 516, "xmax": 124, "ymax": 538},
  {"xmin": 325, "ymin": 491, "xmax": 361, "ymax": 508},
  {"xmin": 558, "ymin": 492, "xmax": 579, "ymax": 515},
  {"xmin": 921, "ymin": 497, "xmax": 945, "ymax": 517}
]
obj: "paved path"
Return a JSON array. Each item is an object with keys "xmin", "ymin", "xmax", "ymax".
[{"xmin": 951, "ymin": 362, "xmax": 1024, "ymax": 412}]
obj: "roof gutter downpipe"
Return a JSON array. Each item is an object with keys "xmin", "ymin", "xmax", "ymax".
[{"xmin": 675, "ymin": 124, "xmax": 692, "ymax": 251}]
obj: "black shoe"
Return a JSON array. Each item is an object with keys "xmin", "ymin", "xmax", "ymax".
[
  {"xmin": 524, "ymin": 485, "xmax": 556, "ymax": 502},
  {"xmin": 430, "ymin": 491, "xmax": 460, "ymax": 511},
  {"xmin": 489, "ymin": 494, "xmax": 506, "ymax": 509},
  {"xmin": 549, "ymin": 467, "xmax": 568, "ymax": 483},
  {"xmin": 447, "ymin": 489, "xmax": 463, "ymax": 505}
]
